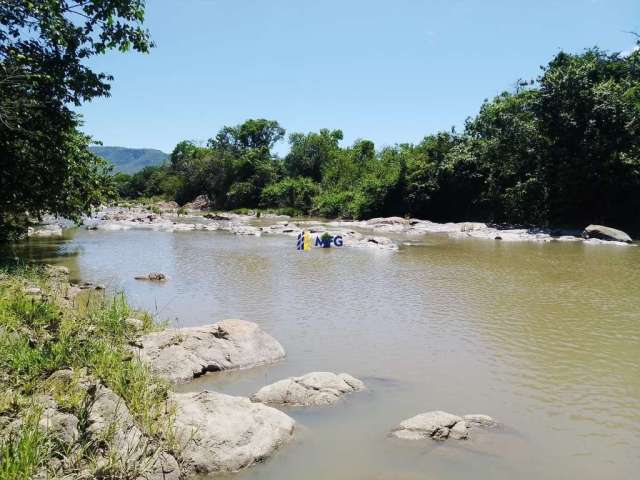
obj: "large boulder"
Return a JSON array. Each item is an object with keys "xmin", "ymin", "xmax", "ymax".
[
  {"xmin": 391, "ymin": 411, "xmax": 497, "ymax": 442},
  {"xmin": 134, "ymin": 319, "xmax": 285, "ymax": 383},
  {"xmin": 251, "ymin": 372, "xmax": 365, "ymax": 407},
  {"xmin": 582, "ymin": 224, "xmax": 632, "ymax": 243},
  {"xmin": 183, "ymin": 194, "xmax": 210, "ymax": 211},
  {"xmin": 172, "ymin": 390, "xmax": 294, "ymax": 475}
]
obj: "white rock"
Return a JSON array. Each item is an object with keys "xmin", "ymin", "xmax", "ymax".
[
  {"xmin": 135, "ymin": 319, "xmax": 285, "ymax": 383},
  {"xmin": 463, "ymin": 414, "xmax": 497, "ymax": 427},
  {"xmin": 172, "ymin": 390, "xmax": 294, "ymax": 475},
  {"xmin": 27, "ymin": 224, "xmax": 63, "ymax": 237},
  {"xmin": 391, "ymin": 411, "xmax": 462, "ymax": 440},
  {"xmin": 251, "ymin": 372, "xmax": 365, "ymax": 406},
  {"xmin": 392, "ymin": 411, "xmax": 498, "ymax": 442},
  {"xmin": 449, "ymin": 420, "xmax": 469, "ymax": 440}
]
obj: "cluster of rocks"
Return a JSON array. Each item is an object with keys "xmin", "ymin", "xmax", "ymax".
[
  {"xmin": 84, "ymin": 207, "xmax": 400, "ymax": 250},
  {"xmin": 9, "ymin": 369, "xmax": 181, "ymax": 480},
  {"xmin": 128, "ymin": 320, "xmax": 371, "ymax": 476},
  {"xmin": 80, "ymin": 204, "xmax": 634, "ymax": 250},
  {"xmin": 333, "ymin": 217, "xmax": 635, "ymax": 245}
]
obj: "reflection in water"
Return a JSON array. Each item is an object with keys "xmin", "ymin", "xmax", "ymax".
[{"xmin": 7, "ymin": 228, "xmax": 640, "ymax": 480}]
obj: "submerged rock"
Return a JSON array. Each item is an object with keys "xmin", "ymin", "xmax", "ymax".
[
  {"xmin": 582, "ymin": 224, "xmax": 632, "ymax": 243},
  {"xmin": 134, "ymin": 319, "xmax": 285, "ymax": 383},
  {"xmin": 463, "ymin": 414, "xmax": 498, "ymax": 427},
  {"xmin": 251, "ymin": 372, "xmax": 365, "ymax": 406},
  {"xmin": 172, "ymin": 390, "xmax": 294, "ymax": 475},
  {"xmin": 134, "ymin": 272, "xmax": 167, "ymax": 281},
  {"xmin": 391, "ymin": 411, "xmax": 496, "ymax": 441}
]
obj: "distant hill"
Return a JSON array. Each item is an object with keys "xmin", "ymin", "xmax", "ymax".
[{"xmin": 90, "ymin": 146, "xmax": 169, "ymax": 174}]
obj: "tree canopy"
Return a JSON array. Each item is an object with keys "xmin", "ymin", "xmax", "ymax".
[{"xmin": 0, "ymin": 0, "xmax": 152, "ymax": 238}]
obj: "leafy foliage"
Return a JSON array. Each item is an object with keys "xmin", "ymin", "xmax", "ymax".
[{"xmin": 1, "ymin": 0, "xmax": 153, "ymax": 239}]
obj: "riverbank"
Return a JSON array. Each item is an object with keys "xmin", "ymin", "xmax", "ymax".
[
  {"xmin": 0, "ymin": 267, "xmax": 299, "ymax": 479},
  {"xmin": 27, "ymin": 204, "xmax": 636, "ymax": 249},
  {"xmin": 0, "ymin": 265, "xmax": 180, "ymax": 478}
]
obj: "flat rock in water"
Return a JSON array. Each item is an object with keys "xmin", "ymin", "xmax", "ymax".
[
  {"xmin": 172, "ymin": 390, "xmax": 294, "ymax": 475},
  {"xmin": 134, "ymin": 319, "xmax": 285, "ymax": 383},
  {"xmin": 582, "ymin": 224, "xmax": 632, "ymax": 243},
  {"xmin": 134, "ymin": 272, "xmax": 166, "ymax": 281},
  {"xmin": 251, "ymin": 372, "xmax": 365, "ymax": 406},
  {"xmin": 391, "ymin": 411, "xmax": 496, "ymax": 442}
]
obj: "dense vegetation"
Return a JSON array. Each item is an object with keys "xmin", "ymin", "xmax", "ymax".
[
  {"xmin": 89, "ymin": 147, "xmax": 168, "ymax": 174},
  {"xmin": 0, "ymin": 0, "xmax": 152, "ymax": 239},
  {"xmin": 117, "ymin": 45, "xmax": 640, "ymax": 234}
]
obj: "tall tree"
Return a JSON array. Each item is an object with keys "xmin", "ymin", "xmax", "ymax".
[{"xmin": 0, "ymin": 0, "xmax": 152, "ymax": 238}]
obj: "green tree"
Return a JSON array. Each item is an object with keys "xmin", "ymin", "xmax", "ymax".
[
  {"xmin": 285, "ymin": 129, "xmax": 343, "ymax": 181},
  {"xmin": 0, "ymin": 0, "xmax": 152, "ymax": 238},
  {"xmin": 261, "ymin": 177, "xmax": 320, "ymax": 213}
]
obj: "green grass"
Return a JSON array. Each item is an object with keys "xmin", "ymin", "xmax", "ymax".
[
  {"xmin": 0, "ymin": 266, "xmax": 179, "ymax": 479},
  {"xmin": 0, "ymin": 408, "xmax": 51, "ymax": 480}
]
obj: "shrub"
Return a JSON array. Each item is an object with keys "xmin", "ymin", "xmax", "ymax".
[{"xmin": 260, "ymin": 177, "xmax": 319, "ymax": 214}]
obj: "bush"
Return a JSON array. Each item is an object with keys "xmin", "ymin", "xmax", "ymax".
[{"xmin": 260, "ymin": 177, "xmax": 319, "ymax": 213}]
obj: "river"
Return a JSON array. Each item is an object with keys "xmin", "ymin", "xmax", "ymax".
[{"xmin": 5, "ymin": 226, "xmax": 640, "ymax": 480}]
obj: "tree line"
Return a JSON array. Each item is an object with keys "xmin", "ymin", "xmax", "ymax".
[{"xmin": 116, "ymin": 45, "xmax": 640, "ymax": 233}]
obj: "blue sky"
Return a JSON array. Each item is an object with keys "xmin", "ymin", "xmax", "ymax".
[{"xmin": 79, "ymin": 0, "xmax": 640, "ymax": 155}]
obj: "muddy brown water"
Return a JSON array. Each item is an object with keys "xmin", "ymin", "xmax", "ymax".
[{"xmin": 5, "ymin": 227, "xmax": 640, "ymax": 479}]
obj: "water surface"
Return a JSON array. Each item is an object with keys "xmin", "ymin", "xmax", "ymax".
[{"xmin": 7, "ymin": 227, "xmax": 640, "ymax": 480}]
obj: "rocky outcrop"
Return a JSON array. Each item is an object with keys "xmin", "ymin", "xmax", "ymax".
[
  {"xmin": 172, "ymin": 390, "xmax": 294, "ymax": 475},
  {"xmin": 134, "ymin": 319, "xmax": 286, "ymax": 383},
  {"xmin": 391, "ymin": 410, "xmax": 497, "ymax": 441},
  {"xmin": 27, "ymin": 224, "xmax": 63, "ymax": 237},
  {"xmin": 87, "ymin": 384, "xmax": 180, "ymax": 480},
  {"xmin": 251, "ymin": 372, "xmax": 365, "ymax": 407},
  {"xmin": 582, "ymin": 224, "xmax": 632, "ymax": 243},
  {"xmin": 34, "ymin": 370, "xmax": 180, "ymax": 480},
  {"xmin": 182, "ymin": 194, "xmax": 210, "ymax": 211}
]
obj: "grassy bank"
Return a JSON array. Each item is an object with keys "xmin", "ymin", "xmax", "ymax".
[{"xmin": 0, "ymin": 266, "xmax": 180, "ymax": 479}]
